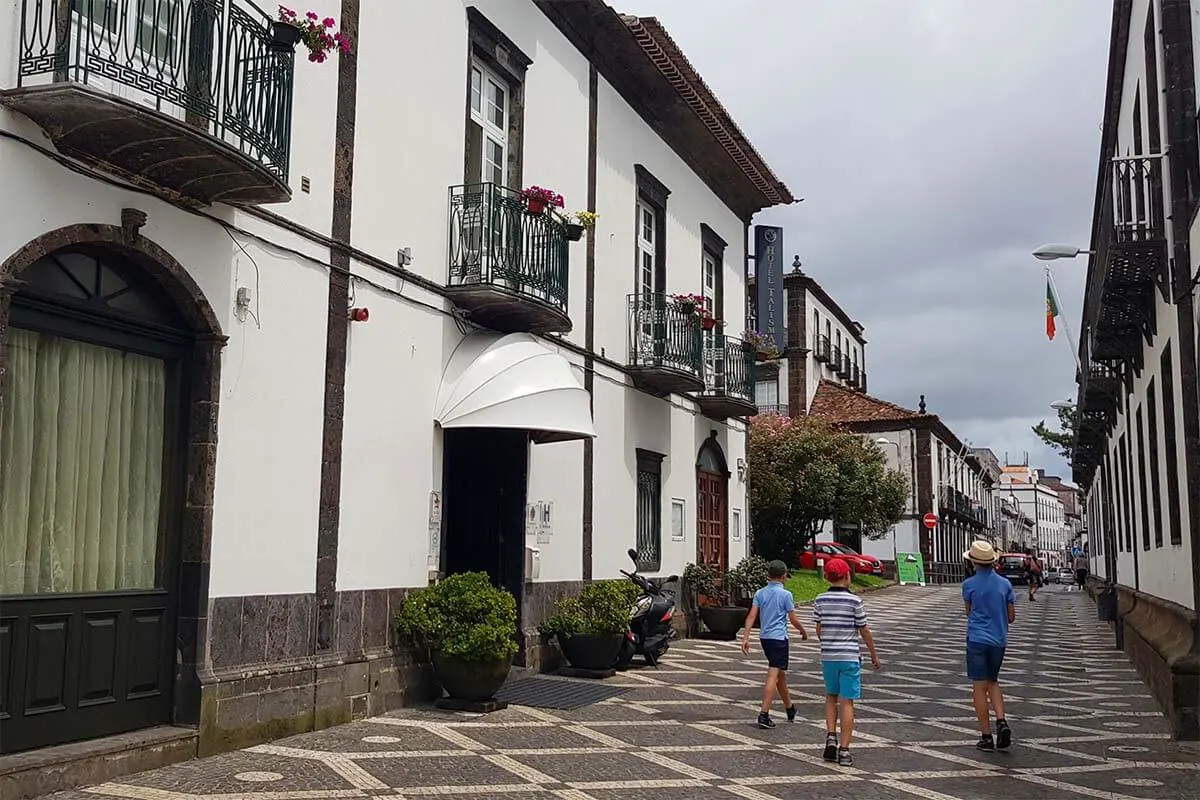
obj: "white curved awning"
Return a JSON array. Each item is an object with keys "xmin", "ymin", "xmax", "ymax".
[{"xmin": 435, "ymin": 332, "xmax": 597, "ymax": 444}]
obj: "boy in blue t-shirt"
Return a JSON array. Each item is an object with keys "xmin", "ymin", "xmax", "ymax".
[
  {"xmin": 962, "ymin": 541, "xmax": 1016, "ymax": 752},
  {"xmin": 740, "ymin": 560, "xmax": 808, "ymax": 729}
]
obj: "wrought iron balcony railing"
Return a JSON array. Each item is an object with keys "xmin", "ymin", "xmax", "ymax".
[
  {"xmin": 447, "ymin": 183, "xmax": 571, "ymax": 331},
  {"xmin": 6, "ymin": 0, "xmax": 293, "ymax": 197},
  {"xmin": 755, "ymin": 403, "xmax": 788, "ymax": 416},
  {"xmin": 1111, "ymin": 154, "xmax": 1165, "ymax": 243},
  {"xmin": 831, "ymin": 344, "xmax": 842, "ymax": 370},
  {"xmin": 696, "ymin": 333, "xmax": 756, "ymax": 417},
  {"xmin": 813, "ymin": 335, "xmax": 831, "ymax": 362},
  {"xmin": 627, "ymin": 293, "xmax": 704, "ymax": 379}
]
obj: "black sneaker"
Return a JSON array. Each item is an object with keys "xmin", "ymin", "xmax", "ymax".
[
  {"xmin": 785, "ymin": 704, "xmax": 797, "ymax": 723},
  {"xmin": 977, "ymin": 733, "xmax": 996, "ymax": 752},
  {"xmin": 757, "ymin": 712, "xmax": 775, "ymax": 729},
  {"xmin": 823, "ymin": 734, "xmax": 838, "ymax": 761},
  {"xmin": 996, "ymin": 720, "xmax": 1012, "ymax": 750},
  {"xmin": 837, "ymin": 748, "xmax": 853, "ymax": 766}
]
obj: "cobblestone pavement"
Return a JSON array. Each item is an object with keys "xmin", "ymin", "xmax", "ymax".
[{"xmin": 44, "ymin": 585, "xmax": 1200, "ymax": 800}]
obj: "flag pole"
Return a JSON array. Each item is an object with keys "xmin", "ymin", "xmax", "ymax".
[{"xmin": 1046, "ymin": 266, "xmax": 1083, "ymax": 374}]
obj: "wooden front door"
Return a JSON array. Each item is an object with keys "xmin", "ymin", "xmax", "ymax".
[
  {"xmin": 0, "ymin": 249, "xmax": 187, "ymax": 754},
  {"xmin": 696, "ymin": 469, "xmax": 727, "ymax": 568}
]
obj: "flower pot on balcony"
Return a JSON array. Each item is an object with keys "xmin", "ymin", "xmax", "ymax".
[
  {"xmin": 701, "ymin": 316, "xmax": 718, "ymax": 331},
  {"xmin": 564, "ymin": 223, "xmax": 585, "ymax": 241},
  {"xmin": 270, "ymin": 21, "xmax": 302, "ymax": 52},
  {"xmin": 526, "ymin": 197, "xmax": 547, "ymax": 216}
]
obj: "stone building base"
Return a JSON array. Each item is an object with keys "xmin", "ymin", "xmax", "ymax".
[{"xmin": 1086, "ymin": 578, "xmax": 1199, "ymax": 740}]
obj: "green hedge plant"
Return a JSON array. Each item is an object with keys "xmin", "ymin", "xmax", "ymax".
[
  {"xmin": 395, "ymin": 571, "xmax": 518, "ymax": 662},
  {"xmin": 539, "ymin": 580, "xmax": 639, "ymax": 639},
  {"xmin": 728, "ymin": 555, "xmax": 771, "ymax": 599}
]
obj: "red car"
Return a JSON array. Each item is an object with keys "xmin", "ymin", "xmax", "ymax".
[{"xmin": 798, "ymin": 541, "xmax": 884, "ymax": 576}]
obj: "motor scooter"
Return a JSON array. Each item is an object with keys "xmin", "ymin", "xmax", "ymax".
[{"xmin": 615, "ymin": 548, "xmax": 678, "ymax": 667}]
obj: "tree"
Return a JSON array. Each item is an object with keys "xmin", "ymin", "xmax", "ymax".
[
  {"xmin": 1032, "ymin": 405, "xmax": 1076, "ymax": 463},
  {"xmin": 748, "ymin": 414, "xmax": 909, "ymax": 563}
]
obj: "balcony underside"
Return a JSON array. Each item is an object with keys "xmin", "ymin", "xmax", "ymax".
[
  {"xmin": 445, "ymin": 284, "xmax": 571, "ymax": 335},
  {"xmin": 0, "ymin": 84, "xmax": 290, "ymax": 205},
  {"xmin": 1092, "ymin": 293, "xmax": 1154, "ymax": 361},
  {"xmin": 627, "ymin": 365, "xmax": 704, "ymax": 397},
  {"xmin": 1107, "ymin": 239, "xmax": 1168, "ymax": 298},
  {"xmin": 1080, "ymin": 374, "xmax": 1120, "ymax": 414},
  {"xmin": 695, "ymin": 393, "xmax": 757, "ymax": 421}
]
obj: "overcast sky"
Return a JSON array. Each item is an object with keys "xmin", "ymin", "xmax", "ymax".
[{"xmin": 626, "ymin": 0, "xmax": 1111, "ymax": 478}]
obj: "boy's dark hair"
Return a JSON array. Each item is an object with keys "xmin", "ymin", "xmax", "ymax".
[{"xmin": 767, "ymin": 560, "xmax": 788, "ymax": 579}]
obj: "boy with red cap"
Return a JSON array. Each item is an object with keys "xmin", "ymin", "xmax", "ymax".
[{"xmin": 813, "ymin": 557, "xmax": 880, "ymax": 766}]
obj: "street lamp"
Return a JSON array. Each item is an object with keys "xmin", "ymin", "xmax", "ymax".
[
  {"xmin": 1050, "ymin": 399, "xmax": 1075, "ymax": 411},
  {"xmin": 1032, "ymin": 244, "xmax": 1092, "ymax": 261}
]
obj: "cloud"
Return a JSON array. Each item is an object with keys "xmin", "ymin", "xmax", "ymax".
[{"xmin": 625, "ymin": 0, "xmax": 1107, "ymax": 476}]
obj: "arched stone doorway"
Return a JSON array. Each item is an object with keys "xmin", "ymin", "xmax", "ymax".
[
  {"xmin": 695, "ymin": 436, "xmax": 730, "ymax": 569},
  {"xmin": 0, "ymin": 224, "xmax": 223, "ymax": 754}
]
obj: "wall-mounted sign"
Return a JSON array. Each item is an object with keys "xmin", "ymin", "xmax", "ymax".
[
  {"xmin": 538, "ymin": 501, "xmax": 553, "ymax": 545},
  {"xmin": 754, "ymin": 225, "xmax": 784, "ymax": 352},
  {"xmin": 526, "ymin": 502, "xmax": 540, "ymax": 537}
]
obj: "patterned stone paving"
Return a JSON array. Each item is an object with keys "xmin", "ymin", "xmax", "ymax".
[{"xmin": 41, "ymin": 585, "xmax": 1200, "ymax": 800}]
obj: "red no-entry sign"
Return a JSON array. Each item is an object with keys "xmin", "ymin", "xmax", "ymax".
[{"xmin": 923, "ymin": 513, "xmax": 939, "ymax": 529}]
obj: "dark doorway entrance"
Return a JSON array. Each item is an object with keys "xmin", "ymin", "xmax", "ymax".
[{"xmin": 442, "ymin": 428, "xmax": 529, "ymax": 637}]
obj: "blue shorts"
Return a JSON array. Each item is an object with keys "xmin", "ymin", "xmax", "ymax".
[
  {"xmin": 821, "ymin": 660, "xmax": 862, "ymax": 700},
  {"xmin": 966, "ymin": 642, "xmax": 1005, "ymax": 681},
  {"xmin": 761, "ymin": 638, "xmax": 789, "ymax": 670}
]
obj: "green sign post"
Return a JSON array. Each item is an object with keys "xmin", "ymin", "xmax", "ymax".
[{"xmin": 897, "ymin": 552, "xmax": 926, "ymax": 587}]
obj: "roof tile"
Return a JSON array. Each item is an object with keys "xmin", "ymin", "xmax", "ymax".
[{"xmin": 809, "ymin": 380, "xmax": 926, "ymax": 424}]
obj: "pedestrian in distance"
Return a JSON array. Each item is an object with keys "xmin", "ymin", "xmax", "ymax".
[
  {"xmin": 962, "ymin": 540, "xmax": 1015, "ymax": 752},
  {"xmin": 813, "ymin": 557, "xmax": 880, "ymax": 767},
  {"xmin": 741, "ymin": 559, "xmax": 808, "ymax": 729},
  {"xmin": 1025, "ymin": 549, "xmax": 1042, "ymax": 602},
  {"xmin": 1072, "ymin": 552, "xmax": 1088, "ymax": 593}
]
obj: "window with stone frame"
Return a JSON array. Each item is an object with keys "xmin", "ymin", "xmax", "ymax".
[
  {"xmin": 635, "ymin": 449, "xmax": 665, "ymax": 571},
  {"xmin": 464, "ymin": 9, "xmax": 529, "ymax": 189}
]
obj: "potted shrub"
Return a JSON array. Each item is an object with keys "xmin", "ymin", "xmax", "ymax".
[
  {"xmin": 745, "ymin": 330, "xmax": 780, "ymax": 362},
  {"xmin": 683, "ymin": 562, "xmax": 745, "ymax": 638},
  {"xmin": 559, "ymin": 210, "xmax": 598, "ymax": 242},
  {"xmin": 273, "ymin": 7, "xmax": 351, "ymax": 62},
  {"xmin": 521, "ymin": 185, "xmax": 564, "ymax": 217},
  {"xmin": 395, "ymin": 571, "xmax": 518, "ymax": 702},
  {"xmin": 729, "ymin": 555, "xmax": 771, "ymax": 628},
  {"xmin": 539, "ymin": 580, "xmax": 637, "ymax": 671}
]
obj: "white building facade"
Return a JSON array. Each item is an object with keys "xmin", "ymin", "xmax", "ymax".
[
  {"xmin": 998, "ymin": 467, "xmax": 1069, "ymax": 567},
  {"xmin": 1071, "ymin": 0, "xmax": 1200, "ymax": 740},
  {"xmin": 808, "ymin": 384, "xmax": 990, "ymax": 581},
  {"xmin": 0, "ymin": 0, "xmax": 793, "ymax": 767}
]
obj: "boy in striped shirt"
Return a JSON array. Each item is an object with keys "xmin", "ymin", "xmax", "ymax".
[{"xmin": 812, "ymin": 557, "xmax": 880, "ymax": 767}]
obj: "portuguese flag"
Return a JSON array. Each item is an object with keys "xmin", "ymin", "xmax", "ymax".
[{"xmin": 1046, "ymin": 279, "xmax": 1059, "ymax": 341}]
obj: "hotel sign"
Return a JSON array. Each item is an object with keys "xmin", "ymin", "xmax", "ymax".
[{"xmin": 754, "ymin": 225, "xmax": 784, "ymax": 351}]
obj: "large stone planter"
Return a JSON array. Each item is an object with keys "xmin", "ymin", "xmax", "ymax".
[
  {"xmin": 560, "ymin": 633, "xmax": 624, "ymax": 671},
  {"xmin": 431, "ymin": 651, "xmax": 512, "ymax": 702},
  {"xmin": 699, "ymin": 605, "xmax": 746, "ymax": 639}
]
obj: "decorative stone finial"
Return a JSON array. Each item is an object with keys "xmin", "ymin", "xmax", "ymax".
[
  {"xmin": 919, "ymin": 394, "xmax": 927, "ymax": 414},
  {"xmin": 121, "ymin": 208, "xmax": 148, "ymax": 242}
]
